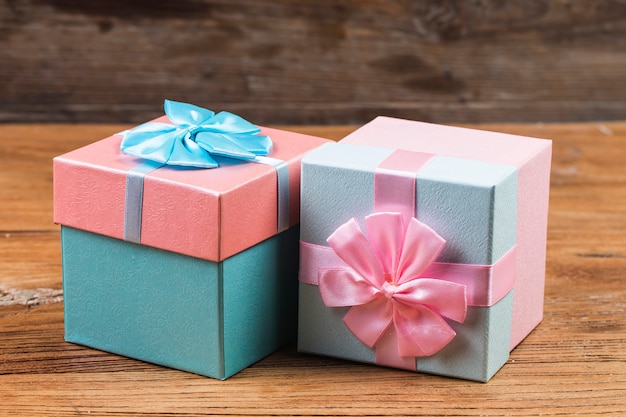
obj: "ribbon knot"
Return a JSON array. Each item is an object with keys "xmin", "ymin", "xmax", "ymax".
[
  {"xmin": 120, "ymin": 99, "xmax": 273, "ymax": 168},
  {"xmin": 318, "ymin": 212, "xmax": 467, "ymax": 359},
  {"xmin": 380, "ymin": 281, "xmax": 396, "ymax": 299}
]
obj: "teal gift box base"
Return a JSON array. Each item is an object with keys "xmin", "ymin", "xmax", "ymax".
[{"xmin": 62, "ymin": 225, "xmax": 299, "ymax": 380}]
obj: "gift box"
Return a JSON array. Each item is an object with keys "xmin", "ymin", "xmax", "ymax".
[
  {"xmin": 54, "ymin": 101, "xmax": 329, "ymax": 379},
  {"xmin": 298, "ymin": 116, "xmax": 551, "ymax": 382}
]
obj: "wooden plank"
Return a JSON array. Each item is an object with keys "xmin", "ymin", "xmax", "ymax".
[
  {"xmin": 0, "ymin": 233, "xmax": 62, "ymax": 293},
  {"xmin": 0, "ymin": 124, "xmax": 132, "ymax": 232},
  {"xmin": 1, "ymin": 295, "xmax": 626, "ymax": 416},
  {"xmin": 1, "ymin": 1, "xmax": 626, "ymax": 124}
]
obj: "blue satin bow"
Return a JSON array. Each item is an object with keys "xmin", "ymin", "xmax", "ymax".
[{"xmin": 120, "ymin": 100, "xmax": 273, "ymax": 168}]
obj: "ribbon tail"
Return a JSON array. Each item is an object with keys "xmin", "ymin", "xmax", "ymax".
[{"xmin": 164, "ymin": 99, "xmax": 215, "ymax": 126}]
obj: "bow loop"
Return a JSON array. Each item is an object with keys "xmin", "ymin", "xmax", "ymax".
[
  {"xmin": 120, "ymin": 100, "xmax": 272, "ymax": 168},
  {"xmin": 397, "ymin": 218, "xmax": 446, "ymax": 285},
  {"xmin": 318, "ymin": 268, "xmax": 379, "ymax": 307},
  {"xmin": 364, "ymin": 212, "xmax": 405, "ymax": 281},
  {"xmin": 206, "ymin": 111, "xmax": 264, "ymax": 134},
  {"xmin": 164, "ymin": 99, "xmax": 215, "ymax": 127},
  {"xmin": 327, "ymin": 218, "xmax": 386, "ymax": 288}
]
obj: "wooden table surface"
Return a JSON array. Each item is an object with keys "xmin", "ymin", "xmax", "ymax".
[{"xmin": 1, "ymin": 122, "xmax": 625, "ymax": 416}]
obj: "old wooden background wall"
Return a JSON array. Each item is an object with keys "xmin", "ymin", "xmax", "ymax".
[{"xmin": 1, "ymin": 0, "xmax": 625, "ymax": 125}]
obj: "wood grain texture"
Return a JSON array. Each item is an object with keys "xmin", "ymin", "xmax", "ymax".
[
  {"xmin": 1, "ymin": 122, "xmax": 626, "ymax": 415},
  {"xmin": 2, "ymin": 1, "xmax": 626, "ymax": 125}
]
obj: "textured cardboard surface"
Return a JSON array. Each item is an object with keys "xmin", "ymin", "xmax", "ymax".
[
  {"xmin": 62, "ymin": 225, "xmax": 299, "ymax": 380},
  {"xmin": 54, "ymin": 123, "xmax": 329, "ymax": 261},
  {"xmin": 299, "ymin": 284, "xmax": 514, "ymax": 382},
  {"xmin": 300, "ymin": 142, "xmax": 518, "ymax": 264},
  {"xmin": 298, "ymin": 134, "xmax": 528, "ymax": 381}
]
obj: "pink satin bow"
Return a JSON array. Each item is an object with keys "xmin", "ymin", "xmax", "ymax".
[{"xmin": 318, "ymin": 212, "xmax": 467, "ymax": 359}]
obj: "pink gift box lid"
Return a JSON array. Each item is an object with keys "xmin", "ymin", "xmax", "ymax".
[{"xmin": 54, "ymin": 118, "xmax": 330, "ymax": 262}]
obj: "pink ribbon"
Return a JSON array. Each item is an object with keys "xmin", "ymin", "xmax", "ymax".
[
  {"xmin": 300, "ymin": 149, "xmax": 517, "ymax": 369},
  {"xmin": 300, "ymin": 242, "xmax": 516, "ymax": 308}
]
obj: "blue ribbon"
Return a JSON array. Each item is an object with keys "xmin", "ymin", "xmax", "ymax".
[
  {"xmin": 119, "ymin": 100, "xmax": 290, "ymax": 247},
  {"xmin": 256, "ymin": 156, "xmax": 290, "ymax": 233},
  {"xmin": 124, "ymin": 160, "xmax": 164, "ymax": 244},
  {"xmin": 120, "ymin": 99, "xmax": 273, "ymax": 168}
]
